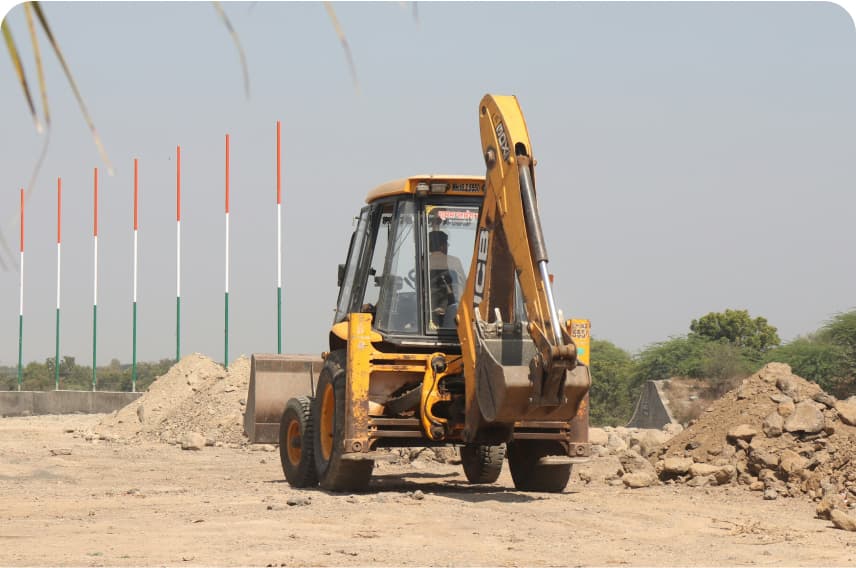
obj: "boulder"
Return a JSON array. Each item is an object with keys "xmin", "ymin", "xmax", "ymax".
[
  {"xmin": 784, "ymin": 401, "xmax": 825, "ymax": 434},
  {"xmin": 687, "ymin": 475, "xmax": 712, "ymax": 487},
  {"xmin": 689, "ymin": 463, "xmax": 721, "ymax": 478},
  {"xmin": 834, "ymin": 401, "xmax": 856, "ymax": 426},
  {"xmin": 636, "ymin": 430, "xmax": 669, "ymax": 457},
  {"xmin": 622, "ymin": 471, "xmax": 658, "ymax": 488},
  {"xmin": 762, "ymin": 412, "xmax": 784, "ymax": 438},
  {"xmin": 607, "ymin": 432, "xmax": 628, "ymax": 452},
  {"xmin": 770, "ymin": 393, "xmax": 792, "ymax": 404},
  {"xmin": 617, "ymin": 450, "xmax": 654, "ymax": 475},
  {"xmin": 589, "ymin": 427, "xmax": 609, "ymax": 447},
  {"xmin": 662, "ymin": 422, "xmax": 683, "ymax": 438},
  {"xmin": 662, "ymin": 457, "xmax": 694, "ymax": 475},
  {"xmin": 776, "ymin": 376, "xmax": 798, "ymax": 399},
  {"xmin": 778, "ymin": 449, "xmax": 808, "ymax": 477},
  {"xmin": 816, "ymin": 494, "xmax": 846, "ymax": 520},
  {"xmin": 813, "ymin": 392, "xmax": 837, "ymax": 409},
  {"xmin": 831, "ymin": 509, "xmax": 856, "ymax": 532},
  {"xmin": 759, "ymin": 363, "xmax": 791, "ymax": 383},
  {"xmin": 777, "ymin": 400, "xmax": 795, "ymax": 417},
  {"xmin": 749, "ymin": 448, "xmax": 779, "ymax": 470},
  {"xmin": 726, "ymin": 424, "xmax": 758, "ymax": 441},
  {"xmin": 180, "ymin": 432, "xmax": 205, "ymax": 451},
  {"xmin": 713, "ymin": 465, "xmax": 736, "ymax": 485}
]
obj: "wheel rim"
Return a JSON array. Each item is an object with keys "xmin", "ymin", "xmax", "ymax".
[
  {"xmin": 286, "ymin": 419, "xmax": 302, "ymax": 466},
  {"xmin": 319, "ymin": 383, "xmax": 335, "ymax": 461}
]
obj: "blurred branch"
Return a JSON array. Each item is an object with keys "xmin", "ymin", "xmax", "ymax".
[
  {"xmin": 213, "ymin": 1, "xmax": 250, "ymax": 99},
  {"xmin": 324, "ymin": 2, "xmax": 360, "ymax": 94}
]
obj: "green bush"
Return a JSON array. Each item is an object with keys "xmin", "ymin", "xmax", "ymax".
[{"xmin": 589, "ymin": 339, "xmax": 635, "ymax": 426}]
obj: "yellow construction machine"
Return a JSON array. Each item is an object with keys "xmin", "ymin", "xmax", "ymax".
[{"xmin": 245, "ymin": 94, "xmax": 592, "ymax": 492}]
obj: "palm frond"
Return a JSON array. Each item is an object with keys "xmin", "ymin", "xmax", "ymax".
[
  {"xmin": 2, "ymin": 19, "xmax": 42, "ymax": 133},
  {"xmin": 24, "ymin": 2, "xmax": 50, "ymax": 126},
  {"xmin": 31, "ymin": 1, "xmax": 113, "ymax": 175}
]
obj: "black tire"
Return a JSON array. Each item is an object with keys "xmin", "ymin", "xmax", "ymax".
[
  {"xmin": 312, "ymin": 350, "xmax": 374, "ymax": 492},
  {"xmin": 507, "ymin": 440, "xmax": 571, "ymax": 493},
  {"xmin": 279, "ymin": 396, "xmax": 318, "ymax": 488},
  {"xmin": 461, "ymin": 443, "xmax": 506, "ymax": 484}
]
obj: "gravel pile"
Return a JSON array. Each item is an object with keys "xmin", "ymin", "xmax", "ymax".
[{"xmin": 95, "ymin": 353, "xmax": 250, "ymax": 447}]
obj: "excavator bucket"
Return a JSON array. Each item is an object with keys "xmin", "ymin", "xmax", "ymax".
[{"xmin": 243, "ymin": 354, "xmax": 324, "ymax": 444}]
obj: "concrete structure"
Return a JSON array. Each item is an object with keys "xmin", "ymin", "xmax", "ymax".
[
  {"xmin": 0, "ymin": 391, "xmax": 141, "ymax": 417},
  {"xmin": 626, "ymin": 380, "xmax": 675, "ymax": 429}
]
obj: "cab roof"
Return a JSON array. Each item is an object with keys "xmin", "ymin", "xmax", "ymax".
[{"xmin": 365, "ymin": 174, "xmax": 485, "ymax": 203}]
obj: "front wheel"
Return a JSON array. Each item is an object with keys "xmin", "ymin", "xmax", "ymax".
[
  {"xmin": 461, "ymin": 443, "xmax": 506, "ymax": 484},
  {"xmin": 507, "ymin": 440, "xmax": 571, "ymax": 493},
  {"xmin": 279, "ymin": 396, "xmax": 318, "ymax": 488},
  {"xmin": 312, "ymin": 351, "xmax": 374, "ymax": 492}
]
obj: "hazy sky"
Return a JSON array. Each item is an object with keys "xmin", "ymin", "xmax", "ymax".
[{"xmin": 0, "ymin": 2, "xmax": 854, "ymax": 367}]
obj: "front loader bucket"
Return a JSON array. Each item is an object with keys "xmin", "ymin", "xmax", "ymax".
[{"xmin": 244, "ymin": 354, "xmax": 324, "ymax": 444}]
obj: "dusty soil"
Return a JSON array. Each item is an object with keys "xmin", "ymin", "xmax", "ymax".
[{"xmin": 2, "ymin": 414, "xmax": 854, "ymax": 566}]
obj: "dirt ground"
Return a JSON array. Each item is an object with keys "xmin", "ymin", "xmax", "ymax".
[{"xmin": 1, "ymin": 414, "xmax": 854, "ymax": 566}]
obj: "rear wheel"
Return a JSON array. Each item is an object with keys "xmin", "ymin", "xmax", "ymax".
[
  {"xmin": 507, "ymin": 440, "xmax": 571, "ymax": 493},
  {"xmin": 278, "ymin": 396, "xmax": 318, "ymax": 488},
  {"xmin": 312, "ymin": 351, "xmax": 374, "ymax": 492},
  {"xmin": 461, "ymin": 443, "xmax": 506, "ymax": 484}
]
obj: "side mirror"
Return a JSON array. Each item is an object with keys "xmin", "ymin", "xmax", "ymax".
[{"xmin": 337, "ymin": 263, "xmax": 346, "ymax": 287}]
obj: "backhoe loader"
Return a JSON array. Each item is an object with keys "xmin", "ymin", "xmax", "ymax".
[{"xmin": 245, "ymin": 94, "xmax": 592, "ymax": 492}]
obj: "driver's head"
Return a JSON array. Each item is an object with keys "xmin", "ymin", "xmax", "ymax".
[{"xmin": 428, "ymin": 230, "xmax": 449, "ymax": 254}]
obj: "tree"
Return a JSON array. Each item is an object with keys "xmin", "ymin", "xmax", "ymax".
[
  {"xmin": 818, "ymin": 310, "xmax": 856, "ymax": 372},
  {"xmin": 589, "ymin": 339, "xmax": 635, "ymax": 426},
  {"xmin": 690, "ymin": 309, "xmax": 780, "ymax": 354}
]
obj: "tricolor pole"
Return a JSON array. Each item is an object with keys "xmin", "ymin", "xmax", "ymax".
[
  {"xmin": 224, "ymin": 134, "xmax": 230, "ymax": 368},
  {"xmin": 55, "ymin": 178, "xmax": 61, "ymax": 390},
  {"xmin": 17, "ymin": 188, "xmax": 24, "ymax": 391},
  {"xmin": 276, "ymin": 121, "xmax": 282, "ymax": 354},
  {"xmin": 92, "ymin": 168, "xmax": 99, "ymax": 391},
  {"xmin": 132, "ymin": 159, "xmax": 139, "ymax": 392},
  {"xmin": 176, "ymin": 145, "xmax": 181, "ymax": 362}
]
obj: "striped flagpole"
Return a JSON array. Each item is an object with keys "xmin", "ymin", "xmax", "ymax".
[
  {"xmin": 224, "ymin": 134, "xmax": 230, "ymax": 368},
  {"xmin": 55, "ymin": 178, "xmax": 61, "ymax": 390},
  {"xmin": 92, "ymin": 168, "xmax": 99, "ymax": 391},
  {"xmin": 132, "ymin": 159, "xmax": 139, "ymax": 392},
  {"xmin": 176, "ymin": 145, "xmax": 181, "ymax": 362},
  {"xmin": 276, "ymin": 121, "xmax": 282, "ymax": 354},
  {"xmin": 17, "ymin": 188, "xmax": 24, "ymax": 391}
]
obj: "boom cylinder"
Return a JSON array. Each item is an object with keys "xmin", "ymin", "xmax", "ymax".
[{"xmin": 518, "ymin": 161, "xmax": 563, "ymax": 343}]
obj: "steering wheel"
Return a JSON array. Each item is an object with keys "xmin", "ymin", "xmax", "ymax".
[{"xmin": 405, "ymin": 268, "xmax": 417, "ymax": 290}]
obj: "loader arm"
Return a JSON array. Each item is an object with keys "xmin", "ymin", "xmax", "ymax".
[{"xmin": 457, "ymin": 94, "xmax": 586, "ymax": 435}]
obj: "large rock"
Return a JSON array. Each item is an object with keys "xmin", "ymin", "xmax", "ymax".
[
  {"xmin": 662, "ymin": 422, "xmax": 683, "ymax": 437},
  {"xmin": 713, "ymin": 465, "xmax": 736, "ymax": 486},
  {"xmin": 759, "ymin": 363, "xmax": 791, "ymax": 383},
  {"xmin": 813, "ymin": 392, "xmax": 837, "ymax": 409},
  {"xmin": 662, "ymin": 457, "xmax": 694, "ymax": 475},
  {"xmin": 618, "ymin": 450, "xmax": 654, "ymax": 475},
  {"xmin": 831, "ymin": 510, "xmax": 856, "ymax": 532},
  {"xmin": 834, "ymin": 401, "xmax": 856, "ymax": 426},
  {"xmin": 607, "ymin": 432, "xmax": 628, "ymax": 453},
  {"xmin": 762, "ymin": 412, "xmax": 784, "ymax": 437},
  {"xmin": 181, "ymin": 432, "xmax": 205, "ymax": 451},
  {"xmin": 689, "ymin": 463, "xmax": 721, "ymax": 478},
  {"xmin": 749, "ymin": 448, "xmax": 779, "ymax": 470},
  {"xmin": 784, "ymin": 401, "xmax": 825, "ymax": 434},
  {"xmin": 622, "ymin": 471, "xmax": 658, "ymax": 488},
  {"xmin": 776, "ymin": 376, "xmax": 798, "ymax": 399},
  {"xmin": 635, "ymin": 430, "xmax": 669, "ymax": 457},
  {"xmin": 589, "ymin": 427, "xmax": 609, "ymax": 447},
  {"xmin": 777, "ymin": 400, "xmax": 795, "ymax": 417},
  {"xmin": 778, "ymin": 449, "xmax": 808, "ymax": 477},
  {"xmin": 726, "ymin": 424, "xmax": 758, "ymax": 441}
]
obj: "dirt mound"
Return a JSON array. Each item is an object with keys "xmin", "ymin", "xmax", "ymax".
[
  {"xmin": 96, "ymin": 353, "xmax": 251, "ymax": 446},
  {"xmin": 657, "ymin": 363, "xmax": 856, "ymax": 511}
]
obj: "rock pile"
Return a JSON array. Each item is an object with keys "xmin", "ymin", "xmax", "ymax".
[
  {"xmin": 654, "ymin": 362, "xmax": 856, "ymax": 526},
  {"xmin": 95, "ymin": 353, "xmax": 250, "ymax": 447}
]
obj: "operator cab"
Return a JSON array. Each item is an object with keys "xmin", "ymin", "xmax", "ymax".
[{"xmin": 334, "ymin": 176, "xmax": 484, "ymax": 348}]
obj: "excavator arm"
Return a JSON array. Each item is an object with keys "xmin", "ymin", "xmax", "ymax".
[{"xmin": 457, "ymin": 94, "xmax": 589, "ymax": 437}]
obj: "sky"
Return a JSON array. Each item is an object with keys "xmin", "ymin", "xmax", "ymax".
[{"xmin": 0, "ymin": 1, "xmax": 854, "ymax": 368}]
